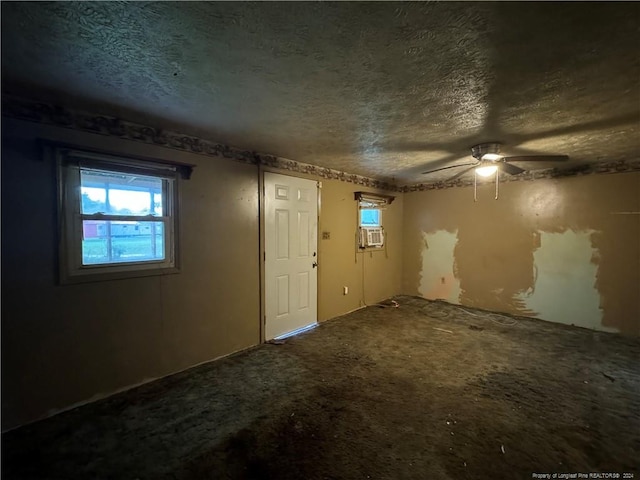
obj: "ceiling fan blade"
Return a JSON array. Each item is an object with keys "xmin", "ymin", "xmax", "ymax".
[
  {"xmin": 502, "ymin": 155, "xmax": 569, "ymax": 162},
  {"xmin": 422, "ymin": 161, "xmax": 477, "ymax": 175},
  {"xmin": 446, "ymin": 165, "xmax": 478, "ymax": 182},
  {"xmin": 500, "ymin": 162, "xmax": 525, "ymax": 175}
]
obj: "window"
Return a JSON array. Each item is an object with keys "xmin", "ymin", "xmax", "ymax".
[
  {"xmin": 354, "ymin": 191, "xmax": 395, "ymax": 249},
  {"xmin": 57, "ymin": 148, "xmax": 191, "ymax": 283}
]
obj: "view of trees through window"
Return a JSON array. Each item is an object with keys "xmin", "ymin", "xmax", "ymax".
[{"xmin": 80, "ymin": 169, "xmax": 166, "ymax": 265}]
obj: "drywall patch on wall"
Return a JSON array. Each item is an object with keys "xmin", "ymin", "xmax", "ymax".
[
  {"xmin": 419, "ymin": 230, "xmax": 461, "ymax": 304},
  {"xmin": 518, "ymin": 230, "xmax": 613, "ymax": 332}
]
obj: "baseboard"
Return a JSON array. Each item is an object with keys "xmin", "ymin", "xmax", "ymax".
[{"xmin": 2, "ymin": 343, "xmax": 260, "ymax": 434}]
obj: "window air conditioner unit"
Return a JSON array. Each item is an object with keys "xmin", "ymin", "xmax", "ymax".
[{"xmin": 360, "ymin": 227, "xmax": 384, "ymax": 248}]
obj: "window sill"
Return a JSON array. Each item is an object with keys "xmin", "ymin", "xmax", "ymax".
[{"xmin": 59, "ymin": 265, "xmax": 180, "ymax": 285}]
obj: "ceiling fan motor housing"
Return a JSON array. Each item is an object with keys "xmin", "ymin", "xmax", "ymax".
[{"xmin": 471, "ymin": 143, "xmax": 501, "ymax": 160}]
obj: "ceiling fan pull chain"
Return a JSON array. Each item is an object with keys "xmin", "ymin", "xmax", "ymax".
[{"xmin": 474, "ymin": 170, "xmax": 478, "ymax": 202}]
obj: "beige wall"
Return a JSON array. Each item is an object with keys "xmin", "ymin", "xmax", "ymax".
[
  {"xmin": 402, "ymin": 172, "xmax": 640, "ymax": 336},
  {"xmin": 318, "ymin": 179, "xmax": 403, "ymax": 321},
  {"xmin": 5, "ymin": 112, "xmax": 635, "ymax": 431},
  {"xmin": 1, "ymin": 118, "xmax": 405, "ymax": 430},
  {"xmin": 1, "ymin": 118, "xmax": 263, "ymax": 430}
]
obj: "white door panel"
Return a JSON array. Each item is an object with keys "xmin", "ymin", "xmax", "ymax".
[{"xmin": 264, "ymin": 172, "xmax": 318, "ymax": 340}]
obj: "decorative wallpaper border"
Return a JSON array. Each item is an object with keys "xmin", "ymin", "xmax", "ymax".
[
  {"xmin": 3, "ymin": 94, "xmax": 639, "ymax": 193},
  {"xmin": 1, "ymin": 95, "xmax": 400, "ymax": 192}
]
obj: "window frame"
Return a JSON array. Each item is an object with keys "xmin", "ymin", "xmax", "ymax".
[
  {"xmin": 354, "ymin": 191, "xmax": 395, "ymax": 250},
  {"xmin": 57, "ymin": 147, "xmax": 186, "ymax": 284}
]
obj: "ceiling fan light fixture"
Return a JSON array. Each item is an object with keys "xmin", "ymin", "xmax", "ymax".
[
  {"xmin": 475, "ymin": 164, "xmax": 498, "ymax": 177},
  {"xmin": 481, "ymin": 153, "xmax": 502, "ymax": 161},
  {"xmin": 471, "ymin": 142, "xmax": 501, "ymax": 160}
]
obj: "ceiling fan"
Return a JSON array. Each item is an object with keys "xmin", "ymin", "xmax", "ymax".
[{"xmin": 422, "ymin": 142, "xmax": 569, "ymax": 200}]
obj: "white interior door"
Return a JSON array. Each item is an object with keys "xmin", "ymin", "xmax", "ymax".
[{"xmin": 264, "ymin": 172, "xmax": 318, "ymax": 340}]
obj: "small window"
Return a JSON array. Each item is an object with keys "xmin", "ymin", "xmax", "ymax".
[
  {"xmin": 354, "ymin": 191, "xmax": 394, "ymax": 249},
  {"xmin": 57, "ymin": 148, "xmax": 191, "ymax": 283}
]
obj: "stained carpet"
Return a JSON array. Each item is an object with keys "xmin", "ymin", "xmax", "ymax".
[{"xmin": 2, "ymin": 296, "xmax": 639, "ymax": 479}]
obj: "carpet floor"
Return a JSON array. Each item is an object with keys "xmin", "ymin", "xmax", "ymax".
[{"xmin": 2, "ymin": 296, "xmax": 639, "ymax": 479}]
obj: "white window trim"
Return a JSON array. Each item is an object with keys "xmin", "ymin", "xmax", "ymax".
[{"xmin": 56, "ymin": 147, "xmax": 188, "ymax": 284}]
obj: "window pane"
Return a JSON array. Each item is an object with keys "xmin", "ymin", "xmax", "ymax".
[
  {"xmin": 81, "ymin": 169, "xmax": 163, "ymax": 216},
  {"xmin": 81, "ymin": 187, "xmax": 107, "ymax": 214},
  {"xmin": 82, "ymin": 221, "xmax": 165, "ymax": 265},
  {"xmin": 360, "ymin": 209, "xmax": 381, "ymax": 227}
]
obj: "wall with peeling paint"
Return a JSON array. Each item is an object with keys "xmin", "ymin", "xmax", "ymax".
[
  {"xmin": 402, "ymin": 172, "xmax": 640, "ymax": 336},
  {"xmin": 518, "ymin": 230, "xmax": 607, "ymax": 331},
  {"xmin": 419, "ymin": 230, "xmax": 462, "ymax": 304}
]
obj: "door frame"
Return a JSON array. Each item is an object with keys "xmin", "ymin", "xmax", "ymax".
[{"xmin": 258, "ymin": 166, "xmax": 322, "ymax": 343}]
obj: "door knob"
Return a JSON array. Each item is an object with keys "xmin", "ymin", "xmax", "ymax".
[{"xmin": 312, "ymin": 262, "xmax": 318, "ymax": 268}]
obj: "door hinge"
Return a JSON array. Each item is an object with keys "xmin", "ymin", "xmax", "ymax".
[
  {"xmin": 317, "ymin": 181, "xmax": 322, "ymax": 189},
  {"xmin": 263, "ymin": 251, "xmax": 266, "ymax": 261}
]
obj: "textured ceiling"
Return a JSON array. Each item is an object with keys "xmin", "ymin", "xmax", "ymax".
[{"xmin": 2, "ymin": 1, "xmax": 639, "ymax": 184}]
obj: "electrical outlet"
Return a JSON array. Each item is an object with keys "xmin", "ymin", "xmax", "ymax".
[{"xmin": 343, "ymin": 286, "xmax": 348, "ymax": 295}]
